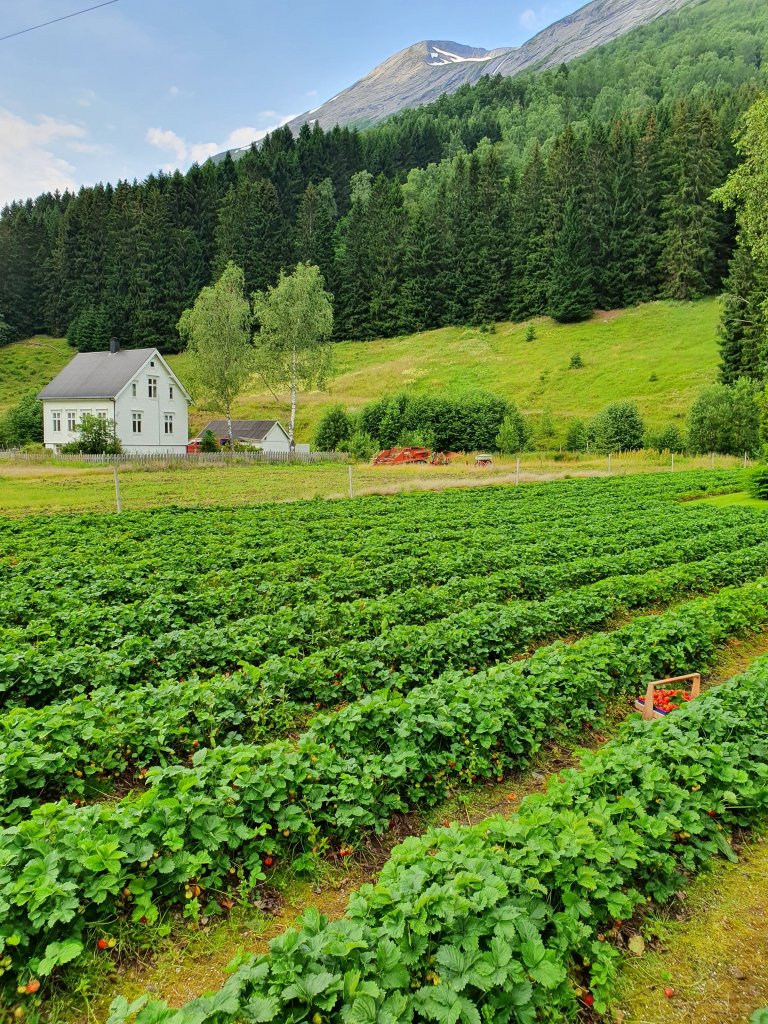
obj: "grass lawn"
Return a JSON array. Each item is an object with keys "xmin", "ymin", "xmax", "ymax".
[
  {"xmin": 700, "ymin": 491, "xmax": 768, "ymax": 510},
  {"xmin": 0, "ymin": 299, "xmax": 721, "ymax": 442},
  {"xmin": 0, "ymin": 451, "xmax": 748, "ymax": 516},
  {"xmin": 174, "ymin": 298, "xmax": 721, "ymax": 439}
]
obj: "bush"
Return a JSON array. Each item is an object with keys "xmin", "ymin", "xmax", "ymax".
[
  {"xmin": 590, "ymin": 401, "xmax": 645, "ymax": 453},
  {"xmin": 199, "ymin": 430, "xmax": 219, "ymax": 453},
  {"xmin": 313, "ymin": 406, "xmax": 352, "ymax": 451},
  {"xmin": 525, "ymin": 324, "xmax": 537, "ymax": 342},
  {"xmin": 347, "ymin": 430, "xmax": 377, "ymax": 461},
  {"xmin": 359, "ymin": 391, "xmax": 511, "ymax": 453},
  {"xmin": 569, "ymin": 352, "xmax": 584, "ymax": 369},
  {"xmin": 565, "ymin": 418, "xmax": 589, "ymax": 452},
  {"xmin": 495, "ymin": 405, "xmax": 530, "ymax": 454},
  {"xmin": 644, "ymin": 424, "xmax": 685, "ymax": 453},
  {"xmin": 61, "ymin": 414, "xmax": 121, "ymax": 455},
  {"xmin": 0, "ymin": 393, "xmax": 43, "ymax": 448},
  {"xmin": 537, "ymin": 408, "xmax": 557, "ymax": 448},
  {"xmin": 688, "ymin": 378, "xmax": 760, "ymax": 456}
]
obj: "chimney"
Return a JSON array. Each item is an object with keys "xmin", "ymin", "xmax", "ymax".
[{"xmin": 109, "ymin": 337, "xmax": 120, "ymax": 354}]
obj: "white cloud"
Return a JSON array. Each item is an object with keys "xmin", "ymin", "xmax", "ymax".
[
  {"xmin": 78, "ymin": 89, "xmax": 97, "ymax": 108},
  {"xmin": 519, "ymin": 8, "xmax": 541, "ymax": 30},
  {"xmin": 0, "ymin": 108, "xmax": 85, "ymax": 203},
  {"xmin": 169, "ymin": 85, "xmax": 181, "ymax": 97},
  {"xmin": 146, "ymin": 113, "xmax": 298, "ymax": 170},
  {"xmin": 306, "ymin": 89, "xmax": 319, "ymax": 99}
]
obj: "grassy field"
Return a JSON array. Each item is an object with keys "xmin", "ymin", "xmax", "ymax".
[
  {"xmin": 0, "ymin": 335, "xmax": 72, "ymax": 414},
  {"xmin": 0, "ymin": 299, "xmax": 721, "ymax": 440},
  {"xmin": 0, "ymin": 450, "xmax": 750, "ymax": 516}
]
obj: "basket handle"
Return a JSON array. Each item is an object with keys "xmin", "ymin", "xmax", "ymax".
[{"xmin": 642, "ymin": 673, "xmax": 701, "ymax": 720}]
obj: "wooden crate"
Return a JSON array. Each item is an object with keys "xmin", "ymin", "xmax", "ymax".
[{"xmin": 634, "ymin": 672, "xmax": 701, "ymax": 721}]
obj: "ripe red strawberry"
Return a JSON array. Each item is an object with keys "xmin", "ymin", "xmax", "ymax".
[
  {"xmin": 263, "ymin": 856, "xmax": 274, "ymax": 867},
  {"xmin": 97, "ymin": 938, "xmax": 109, "ymax": 950},
  {"xmin": 583, "ymin": 993, "xmax": 595, "ymax": 1007},
  {"xmin": 708, "ymin": 810, "xmax": 716, "ymax": 817},
  {"xmin": 664, "ymin": 987, "xmax": 675, "ymax": 998},
  {"xmin": 25, "ymin": 980, "xmax": 40, "ymax": 995}
]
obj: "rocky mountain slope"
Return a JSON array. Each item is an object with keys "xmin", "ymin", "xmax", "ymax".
[{"xmin": 221, "ymin": 0, "xmax": 694, "ymax": 158}]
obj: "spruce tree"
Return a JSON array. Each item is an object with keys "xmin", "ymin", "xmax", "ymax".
[
  {"xmin": 214, "ymin": 179, "xmax": 284, "ymax": 297},
  {"xmin": 659, "ymin": 102, "xmax": 725, "ymax": 300}
]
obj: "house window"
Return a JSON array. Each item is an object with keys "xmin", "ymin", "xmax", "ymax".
[
  {"xmin": 132, "ymin": 412, "xmax": 142, "ymax": 434},
  {"xmin": 148, "ymin": 377, "xmax": 158, "ymax": 398},
  {"xmin": 169, "ymin": 384, "xmax": 174, "ymax": 400},
  {"xmin": 96, "ymin": 411, "xmax": 108, "ymax": 422},
  {"xmin": 52, "ymin": 411, "xmax": 61, "ymax": 432},
  {"xmin": 150, "ymin": 360, "xmax": 155, "ymax": 367},
  {"xmin": 164, "ymin": 413, "xmax": 174, "ymax": 435},
  {"xmin": 67, "ymin": 411, "xmax": 77, "ymax": 432},
  {"xmin": 131, "ymin": 382, "xmax": 137, "ymax": 398}
]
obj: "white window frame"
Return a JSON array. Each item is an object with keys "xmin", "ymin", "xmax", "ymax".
[
  {"xmin": 132, "ymin": 411, "xmax": 143, "ymax": 434},
  {"xmin": 131, "ymin": 382, "xmax": 137, "ymax": 397},
  {"xmin": 148, "ymin": 376, "xmax": 158, "ymax": 399},
  {"xmin": 52, "ymin": 411, "xmax": 61, "ymax": 432},
  {"xmin": 96, "ymin": 410, "xmax": 108, "ymax": 422},
  {"xmin": 164, "ymin": 413, "xmax": 174, "ymax": 435},
  {"xmin": 169, "ymin": 384, "xmax": 174, "ymax": 400},
  {"xmin": 66, "ymin": 411, "xmax": 77, "ymax": 432}
]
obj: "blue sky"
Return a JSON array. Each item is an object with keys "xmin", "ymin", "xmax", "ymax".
[{"xmin": 0, "ymin": 0, "xmax": 580, "ymax": 205}]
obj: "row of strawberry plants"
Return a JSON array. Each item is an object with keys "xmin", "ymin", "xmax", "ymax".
[
  {"xmin": 1, "ymin": 471, "xmax": 741, "ymax": 626},
  {"xmin": 3, "ymin": 516, "xmax": 763, "ymax": 709},
  {"xmin": 3, "ymin": 495, "xmax": 743, "ymax": 640},
  {"xmin": 1, "ymin": 578, "xmax": 766, "ymax": 993},
  {"xmin": 4, "ymin": 537, "xmax": 767, "ymax": 822},
  {"xmin": 3, "ymin": 506, "xmax": 758, "ymax": 654},
  {"xmin": 106, "ymin": 652, "xmax": 768, "ymax": 1024}
]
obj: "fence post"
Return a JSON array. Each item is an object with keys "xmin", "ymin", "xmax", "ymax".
[
  {"xmin": 348, "ymin": 464, "xmax": 353, "ymax": 499},
  {"xmin": 745, "ymin": 451, "xmax": 748, "ymax": 469},
  {"xmin": 608, "ymin": 452, "xmax": 612, "ymax": 476},
  {"xmin": 515, "ymin": 458, "xmax": 520, "ymax": 485},
  {"xmin": 113, "ymin": 466, "xmax": 122, "ymax": 513},
  {"xmin": 671, "ymin": 452, "xmax": 674, "ymax": 472}
]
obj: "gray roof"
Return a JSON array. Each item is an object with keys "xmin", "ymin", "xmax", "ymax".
[
  {"xmin": 196, "ymin": 420, "xmax": 286, "ymax": 442},
  {"xmin": 37, "ymin": 349, "xmax": 158, "ymax": 400}
]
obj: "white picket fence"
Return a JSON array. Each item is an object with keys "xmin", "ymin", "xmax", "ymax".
[{"xmin": 0, "ymin": 449, "xmax": 348, "ymax": 466}]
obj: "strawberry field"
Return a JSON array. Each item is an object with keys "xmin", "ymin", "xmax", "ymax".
[{"xmin": 2, "ymin": 469, "xmax": 768, "ymax": 1022}]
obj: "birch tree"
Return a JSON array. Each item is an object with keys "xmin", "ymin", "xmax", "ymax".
[
  {"xmin": 252, "ymin": 263, "xmax": 334, "ymax": 445},
  {"xmin": 177, "ymin": 262, "xmax": 253, "ymax": 447}
]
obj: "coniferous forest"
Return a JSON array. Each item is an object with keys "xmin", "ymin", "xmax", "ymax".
[{"xmin": 0, "ymin": 0, "xmax": 766, "ymax": 370}]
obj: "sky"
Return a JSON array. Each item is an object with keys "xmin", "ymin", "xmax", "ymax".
[{"xmin": 0, "ymin": 0, "xmax": 581, "ymax": 206}]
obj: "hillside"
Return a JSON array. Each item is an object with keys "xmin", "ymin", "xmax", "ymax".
[{"xmin": 4, "ymin": 300, "xmax": 721, "ymax": 441}]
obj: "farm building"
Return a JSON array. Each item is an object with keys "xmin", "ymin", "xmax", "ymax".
[
  {"xmin": 37, "ymin": 340, "xmax": 191, "ymax": 453},
  {"xmin": 192, "ymin": 420, "xmax": 309, "ymax": 453}
]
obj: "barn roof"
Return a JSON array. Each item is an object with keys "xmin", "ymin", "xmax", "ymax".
[
  {"xmin": 195, "ymin": 420, "xmax": 288, "ymax": 442},
  {"xmin": 38, "ymin": 349, "xmax": 158, "ymax": 400}
]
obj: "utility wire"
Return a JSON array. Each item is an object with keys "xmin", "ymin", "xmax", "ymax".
[{"xmin": 0, "ymin": 0, "xmax": 120, "ymax": 43}]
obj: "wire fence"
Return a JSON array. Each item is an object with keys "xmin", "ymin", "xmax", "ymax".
[{"xmin": 0, "ymin": 449, "xmax": 348, "ymax": 466}]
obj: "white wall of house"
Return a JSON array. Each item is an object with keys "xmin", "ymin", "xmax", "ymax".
[
  {"xmin": 257, "ymin": 422, "xmax": 309, "ymax": 453},
  {"xmin": 42, "ymin": 353, "xmax": 189, "ymax": 454}
]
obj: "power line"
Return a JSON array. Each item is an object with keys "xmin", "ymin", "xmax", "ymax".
[{"xmin": 0, "ymin": 0, "xmax": 121, "ymax": 43}]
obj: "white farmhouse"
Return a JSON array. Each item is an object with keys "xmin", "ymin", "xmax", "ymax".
[{"xmin": 37, "ymin": 340, "xmax": 191, "ymax": 454}]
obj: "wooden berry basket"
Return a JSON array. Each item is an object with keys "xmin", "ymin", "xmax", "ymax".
[{"xmin": 635, "ymin": 672, "xmax": 701, "ymax": 721}]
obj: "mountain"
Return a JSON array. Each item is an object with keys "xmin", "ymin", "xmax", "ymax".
[{"xmin": 221, "ymin": 0, "xmax": 694, "ymax": 158}]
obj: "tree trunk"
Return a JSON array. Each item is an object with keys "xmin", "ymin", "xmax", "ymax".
[
  {"xmin": 226, "ymin": 401, "xmax": 234, "ymax": 450},
  {"xmin": 289, "ymin": 346, "xmax": 297, "ymax": 449}
]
